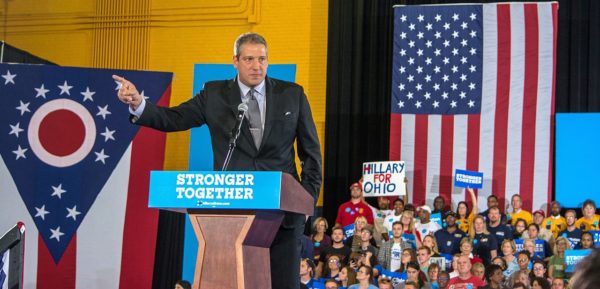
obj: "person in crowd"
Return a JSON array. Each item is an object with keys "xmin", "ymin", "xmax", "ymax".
[
  {"xmin": 523, "ymin": 210, "xmax": 553, "ymax": 245},
  {"xmin": 437, "ymin": 271, "xmax": 450, "ymax": 289},
  {"xmin": 428, "ymin": 262, "xmax": 440, "ymax": 285},
  {"xmin": 480, "ymin": 195, "xmax": 508, "ymax": 224},
  {"xmin": 470, "ymin": 215, "xmax": 498, "ymax": 265},
  {"xmin": 383, "ymin": 199, "xmax": 406, "ymax": 241},
  {"xmin": 370, "ymin": 196, "xmax": 394, "ymax": 246},
  {"xmin": 558, "ymin": 209, "xmax": 582, "ymax": 249},
  {"xmin": 522, "ymin": 239, "xmax": 543, "ymax": 263},
  {"xmin": 417, "ymin": 246, "xmax": 432, "ymax": 277},
  {"xmin": 530, "ymin": 277, "xmax": 550, "ymax": 289},
  {"xmin": 359, "ymin": 226, "xmax": 379, "ymax": 257},
  {"xmin": 523, "ymin": 224, "xmax": 552, "ymax": 260},
  {"xmin": 579, "ymin": 231, "xmax": 595, "ymax": 249},
  {"xmin": 529, "ymin": 261, "xmax": 550, "ymax": 284},
  {"xmin": 339, "ymin": 266, "xmax": 357, "ymax": 289},
  {"xmin": 575, "ymin": 199, "xmax": 600, "ymax": 231},
  {"xmin": 312, "ymin": 217, "xmax": 332, "ymax": 262},
  {"xmin": 360, "ymin": 251, "xmax": 380, "ymax": 280},
  {"xmin": 456, "ymin": 188, "xmax": 478, "ymax": 234},
  {"xmin": 403, "ymin": 281, "xmax": 420, "ymax": 289},
  {"xmin": 508, "ymin": 195, "xmax": 533, "ymax": 226},
  {"xmin": 335, "ymin": 183, "xmax": 375, "ymax": 228},
  {"xmin": 516, "ymin": 251, "xmax": 531, "ymax": 274},
  {"xmin": 459, "ymin": 237, "xmax": 483, "ymax": 264},
  {"xmin": 501, "ymin": 240, "xmax": 519, "ymax": 278},
  {"xmin": 400, "ymin": 210, "xmax": 423, "ymax": 248},
  {"xmin": 348, "ymin": 265, "xmax": 378, "ymax": 289},
  {"xmin": 481, "ymin": 264, "xmax": 507, "ymax": 289},
  {"xmin": 512, "ymin": 282, "xmax": 527, "ymax": 289},
  {"xmin": 492, "ymin": 256, "xmax": 508, "ymax": 273},
  {"xmin": 449, "ymin": 254, "xmax": 461, "ymax": 278},
  {"xmin": 542, "ymin": 202, "xmax": 567, "ymax": 239},
  {"xmin": 509, "ymin": 270, "xmax": 530, "ymax": 289},
  {"xmin": 378, "ymin": 278, "xmax": 393, "ymax": 289},
  {"xmin": 174, "ymin": 280, "xmax": 191, "ymax": 289},
  {"xmin": 447, "ymin": 255, "xmax": 486, "ymax": 288},
  {"xmin": 416, "ymin": 205, "xmax": 442, "ymax": 237},
  {"xmin": 400, "ymin": 261, "xmax": 431, "ymax": 289},
  {"xmin": 322, "ymin": 254, "xmax": 342, "ymax": 280},
  {"xmin": 435, "ymin": 211, "xmax": 467, "ymax": 255},
  {"xmin": 318, "ymin": 226, "xmax": 351, "ymax": 277},
  {"xmin": 422, "ymin": 235, "xmax": 442, "ymax": 257},
  {"xmin": 345, "ymin": 216, "xmax": 369, "ymax": 252},
  {"xmin": 547, "ymin": 236, "xmax": 568, "ymax": 279},
  {"xmin": 396, "ymin": 248, "xmax": 418, "ymax": 273},
  {"xmin": 300, "ymin": 258, "xmax": 319, "ymax": 288},
  {"xmin": 550, "ymin": 278, "xmax": 565, "ymax": 289},
  {"xmin": 472, "ymin": 262, "xmax": 486, "ymax": 281},
  {"xmin": 487, "ymin": 206, "xmax": 513, "ymax": 249},
  {"xmin": 512, "ymin": 219, "xmax": 528, "ymax": 239},
  {"xmin": 324, "ymin": 279, "xmax": 340, "ymax": 289},
  {"xmin": 569, "ymin": 247, "xmax": 600, "ymax": 289},
  {"xmin": 433, "ymin": 196, "xmax": 448, "ymax": 216},
  {"xmin": 378, "ymin": 221, "xmax": 412, "ymax": 271}
]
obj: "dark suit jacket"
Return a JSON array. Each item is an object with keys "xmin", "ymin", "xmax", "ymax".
[{"xmin": 133, "ymin": 76, "xmax": 322, "ymax": 228}]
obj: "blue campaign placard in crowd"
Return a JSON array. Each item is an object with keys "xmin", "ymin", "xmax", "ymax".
[
  {"xmin": 379, "ymin": 268, "xmax": 407, "ymax": 288},
  {"xmin": 588, "ymin": 230, "xmax": 600, "ymax": 248},
  {"xmin": 148, "ymin": 171, "xmax": 282, "ymax": 209},
  {"xmin": 565, "ymin": 249, "xmax": 592, "ymax": 273},
  {"xmin": 343, "ymin": 223, "xmax": 355, "ymax": 241},
  {"xmin": 430, "ymin": 212, "xmax": 443, "ymax": 228},
  {"xmin": 454, "ymin": 169, "xmax": 484, "ymax": 189},
  {"xmin": 514, "ymin": 239, "xmax": 546, "ymax": 258},
  {"xmin": 402, "ymin": 233, "xmax": 417, "ymax": 250}
]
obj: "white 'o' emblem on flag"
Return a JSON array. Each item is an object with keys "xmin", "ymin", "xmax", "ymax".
[{"xmin": 28, "ymin": 98, "xmax": 96, "ymax": 167}]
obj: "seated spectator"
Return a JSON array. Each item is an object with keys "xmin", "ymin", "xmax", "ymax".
[
  {"xmin": 481, "ymin": 264, "xmax": 507, "ymax": 289},
  {"xmin": 512, "ymin": 218, "xmax": 528, "ymax": 239},
  {"xmin": 579, "ymin": 231, "xmax": 596, "ymax": 249},
  {"xmin": 574, "ymin": 199, "xmax": 600, "ymax": 231},
  {"xmin": 324, "ymin": 279, "xmax": 340, "ymax": 289},
  {"xmin": 547, "ymin": 236, "xmax": 568, "ymax": 279},
  {"xmin": 300, "ymin": 258, "xmax": 319, "ymax": 288},
  {"xmin": 487, "ymin": 206, "xmax": 513, "ymax": 249},
  {"xmin": 345, "ymin": 216, "xmax": 369, "ymax": 252},
  {"xmin": 459, "ymin": 237, "xmax": 483, "ymax": 265},
  {"xmin": 558, "ymin": 209, "xmax": 582, "ymax": 249},
  {"xmin": 415, "ymin": 205, "xmax": 442, "ymax": 236},
  {"xmin": 471, "ymin": 215, "xmax": 499, "ymax": 265},
  {"xmin": 523, "ymin": 225, "xmax": 552, "ymax": 260},
  {"xmin": 322, "ymin": 254, "xmax": 342, "ymax": 280},
  {"xmin": 358, "ymin": 226, "xmax": 378, "ymax": 257},
  {"xmin": 432, "ymin": 196, "xmax": 449, "ymax": 216},
  {"xmin": 509, "ymin": 270, "xmax": 530, "ymax": 289},
  {"xmin": 402, "ymin": 261, "xmax": 431, "ymax": 289},
  {"xmin": 435, "ymin": 210, "xmax": 467, "ymax": 255},
  {"xmin": 472, "ymin": 262, "xmax": 485, "ymax": 281},
  {"xmin": 422, "ymin": 235, "xmax": 442, "ymax": 257},
  {"xmin": 174, "ymin": 280, "xmax": 191, "ymax": 289},
  {"xmin": 317, "ymin": 226, "xmax": 351, "ymax": 278},
  {"xmin": 335, "ymin": 183, "xmax": 374, "ymax": 229},
  {"xmin": 311, "ymin": 217, "xmax": 332, "ymax": 262},
  {"xmin": 508, "ymin": 194, "xmax": 533, "ymax": 226},
  {"xmin": 437, "ymin": 271, "xmax": 450, "ymax": 289},
  {"xmin": 516, "ymin": 251, "xmax": 531, "ymax": 274},
  {"xmin": 530, "ymin": 276, "xmax": 550, "ymax": 289},
  {"xmin": 550, "ymin": 278, "xmax": 565, "ymax": 289},
  {"xmin": 396, "ymin": 248, "xmax": 417, "ymax": 273},
  {"xmin": 428, "ymin": 262, "xmax": 440, "ymax": 285},
  {"xmin": 542, "ymin": 201, "xmax": 567, "ymax": 239},
  {"xmin": 417, "ymin": 246, "xmax": 433, "ymax": 276},
  {"xmin": 378, "ymin": 221, "xmax": 412, "ymax": 271},
  {"xmin": 501, "ymin": 240, "xmax": 519, "ymax": 278},
  {"xmin": 456, "ymin": 188, "xmax": 478, "ymax": 234},
  {"xmin": 480, "ymin": 195, "xmax": 508, "ymax": 225},
  {"xmin": 523, "ymin": 210, "xmax": 553, "ymax": 246},
  {"xmin": 338, "ymin": 266, "xmax": 357, "ymax": 289},
  {"xmin": 529, "ymin": 261, "xmax": 550, "ymax": 285},
  {"xmin": 447, "ymin": 255, "xmax": 485, "ymax": 288},
  {"xmin": 449, "ymin": 254, "xmax": 461, "ymax": 278},
  {"xmin": 348, "ymin": 265, "xmax": 378, "ymax": 289}
]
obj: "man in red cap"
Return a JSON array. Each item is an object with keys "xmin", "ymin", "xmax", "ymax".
[
  {"xmin": 335, "ymin": 182, "xmax": 374, "ymax": 229},
  {"xmin": 523, "ymin": 209, "xmax": 553, "ymax": 243}
]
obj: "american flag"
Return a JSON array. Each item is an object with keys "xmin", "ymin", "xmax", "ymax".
[
  {"xmin": 0, "ymin": 63, "xmax": 172, "ymax": 289},
  {"xmin": 389, "ymin": 2, "xmax": 557, "ymax": 212}
]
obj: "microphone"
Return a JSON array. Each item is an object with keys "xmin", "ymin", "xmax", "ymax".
[{"xmin": 230, "ymin": 102, "xmax": 248, "ymax": 145}]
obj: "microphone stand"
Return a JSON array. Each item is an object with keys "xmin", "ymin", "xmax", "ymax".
[{"xmin": 222, "ymin": 104, "xmax": 247, "ymax": 171}]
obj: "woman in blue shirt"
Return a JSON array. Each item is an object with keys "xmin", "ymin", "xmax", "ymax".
[{"xmin": 348, "ymin": 265, "xmax": 378, "ymax": 289}]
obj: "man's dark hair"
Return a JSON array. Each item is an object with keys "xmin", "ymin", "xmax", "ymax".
[
  {"xmin": 488, "ymin": 195, "xmax": 498, "ymax": 201},
  {"xmin": 517, "ymin": 250, "xmax": 531, "ymax": 259},
  {"xmin": 485, "ymin": 264, "xmax": 502, "ymax": 282},
  {"xmin": 175, "ymin": 280, "xmax": 191, "ymax": 289},
  {"xmin": 512, "ymin": 282, "xmax": 526, "ymax": 289},
  {"xmin": 233, "ymin": 32, "xmax": 267, "ymax": 58}
]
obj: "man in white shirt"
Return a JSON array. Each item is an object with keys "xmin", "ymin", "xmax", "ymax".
[{"xmin": 415, "ymin": 205, "xmax": 441, "ymax": 237}]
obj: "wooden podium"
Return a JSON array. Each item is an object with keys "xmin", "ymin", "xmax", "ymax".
[{"xmin": 148, "ymin": 171, "xmax": 314, "ymax": 289}]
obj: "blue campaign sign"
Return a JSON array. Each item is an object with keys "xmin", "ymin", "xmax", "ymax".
[
  {"xmin": 514, "ymin": 239, "xmax": 546, "ymax": 259},
  {"xmin": 148, "ymin": 171, "xmax": 282, "ymax": 210},
  {"xmin": 430, "ymin": 212, "xmax": 443, "ymax": 228},
  {"xmin": 402, "ymin": 233, "xmax": 417, "ymax": 250},
  {"xmin": 378, "ymin": 268, "xmax": 407, "ymax": 288},
  {"xmin": 565, "ymin": 249, "xmax": 592, "ymax": 273},
  {"xmin": 343, "ymin": 223, "xmax": 355, "ymax": 241},
  {"xmin": 589, "ymin": 230, "xmax": 600, "ymax": 248},
  {"xmin": 454, "ymin": 169, "xmax": 484, "ymax": 189}
]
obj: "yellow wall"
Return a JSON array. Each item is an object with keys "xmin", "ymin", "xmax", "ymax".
[{"xmin": 1, "ymin": 0, "xmax": 328, "ymax": 203}]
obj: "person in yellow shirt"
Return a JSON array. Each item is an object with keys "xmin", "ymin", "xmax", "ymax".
[
  {"xmin": 508, "ymin": 194, "xmax": 533, "ymax": 226},
  {"xmin": 456, "ymin": 188, "xmax": 477, "ymax": 234},
  {"xmin": 575, "ymin": 199, "xmax": 600, "ymax": 231},
  {"xmin": 542, "ymin": 201, "xmax": 567, "ymax": 239}
]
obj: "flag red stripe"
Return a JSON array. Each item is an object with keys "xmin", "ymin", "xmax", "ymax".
[
  {"xmin": 547, "ymin": 3, "xmax": 558, "ymax": 211},
  {"xmin": 439, "ymin": 115, "xmax": 454, "ymax": 205},
  {"xmin": 519, "ymin": 4, "xmax": 540, "ymax": 211},
  {"xmin": 413, "ymin": 115, "xmax": 428, "ymax": 206},
  {"xmin": 492, "ymin": 4, "xmax": 512, "ymax": 209},
  {"xmin": 118, "ymin": 85, "xmax": 170, "ymax": 289},
  {"xmin": 37, "ymin": 235, "xmax": 76, "ymax": 289},
  {"xmin": 389, "ymin": 114, "xmax": 402, "ymax": 161},
  {"xmin": 466, "ymin": 114, "xmax": 481, "ymax": 201}
]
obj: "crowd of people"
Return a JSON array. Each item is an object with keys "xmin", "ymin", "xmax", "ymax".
[{"xmin": 300, "ymin": 182, "xmax": 600, "ymax": 289}]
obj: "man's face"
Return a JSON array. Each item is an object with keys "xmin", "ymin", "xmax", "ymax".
[
  {"xmin": 489, "ymin": 208, "xmax": 501, "ymax": 223},
  {"xmin": 565, "ymin": 212, "xmax": 576, "ymax": 226},
  {"xmin": 457, "ymin": 256, "xmax": 471, "ymax": 274},
  {"xmin": 419, "ymin": 209, "xmax": 430, "ymax": 222},
  {"xmin": 360, "ymin": 230, "xmax": 372, "ymax": 242},
  {"xmin": 512, "ymin": 195, "xmax": 522, "ymax": 210},
  {"xmin": 392, "ymin": 224, "xmax": 403, "ymax": 238},
  {"xmin": 233, "ymin": 43, "xmax": 268, "ymax": 87},
  {"xmin": 417, "ymin": 249, "xmax": 430, "ymax": 264},
  {"xmin": 551, "ymin": 278, "xmax": 565, "ymax": 289},
  {"xmin": 394, "ymin": 200, "xmax": 404, "ymax": 213},
  {"xmin": 551, "ymin": 203, "xmax": 561, "ymax": 216},
  {"xmin": 488, "ymin": 196, "xmax": 499, "ymax": 209},
  {"xmin": 434, "ymin": 197, "xmax": 445, "ymax": 211},
  {"xmin": 332, "ymin": 229, "xmax": 344, "ymax": 243},
  {"xmin": 407, "ymin": 267, "xmax": 420, "ymax": 282},
  {"xmin": 378, "ymin": 197, "xmax": 390, "ymax": 210},
  {"xmin": 534, "ymin": 213, "xmax": 544, "ymax": 225},
  {"xmin": 299, "ymin": 260, "xmax": 310, "ymax": 276},
  {"xmin": 437, "ymin": 273, "xmax": 450, "ymax": 288},
  {"xmin": 445, "ymin": 215, "xmax": 456, "ymax": 227},
  {"xmin": 350, "ymin": 187, "xmax": 362, "ymax": 199}
]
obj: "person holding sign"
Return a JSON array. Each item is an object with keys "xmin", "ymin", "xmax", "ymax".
[
  {"xmin": 575, "ymin": 199, "xmax": 600, "ymax": 231},
  {"xmin": 456, "ymin": 188, "xmax": 478, "ymax": 234}
]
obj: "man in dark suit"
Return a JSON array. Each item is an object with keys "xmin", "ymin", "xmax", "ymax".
[{"xmin": 113, "ymin": 32, "xmax": 322, "ymax": 289}]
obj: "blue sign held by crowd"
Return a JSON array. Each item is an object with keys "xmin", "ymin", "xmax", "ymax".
[
  {"xmin": 454, "ymin": 169, "xmax": 484, "ymax": 189},
  {"xmin": 565, "ymin": 249, "xmax": 592, "ymax": 273}
]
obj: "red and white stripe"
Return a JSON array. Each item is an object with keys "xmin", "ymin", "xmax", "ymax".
[{"xmin": 389, "ymin": 2, "xmax": 557, "ymax": 213}]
